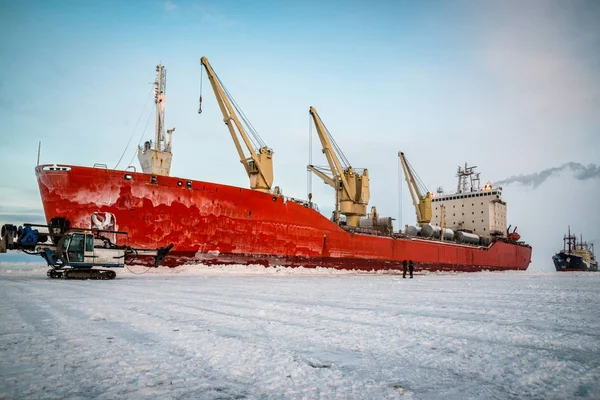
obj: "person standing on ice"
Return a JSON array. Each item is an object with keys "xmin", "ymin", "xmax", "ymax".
[
  {"xmin": 409, "ymin": 260, "xmax": 415, "ymax": 278},
  {"xmin": 402, "ymin": 260, "xmax": 408, "ymax": 278}
]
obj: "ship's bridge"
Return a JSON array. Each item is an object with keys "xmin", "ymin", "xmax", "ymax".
[
  {"xmin": 430, "ymin": 185, "xmax": 506, "ymax": 238},
  {"xmin": 429, "ymin": 162, "xmax": 508, "ymax": 238}
]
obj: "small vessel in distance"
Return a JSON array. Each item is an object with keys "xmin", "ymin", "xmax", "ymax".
[{"xmin": 553, "ymin": 227, "xmax": 598, "ymax": 271}]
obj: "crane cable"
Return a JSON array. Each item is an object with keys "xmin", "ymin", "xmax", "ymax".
[
  {"xmin": 313, "ymin": 112, "xmax": 351, "ymax": 170},
  {"xmin": 405, "ymin": 157, "xmax": 429, "ymax": 195},
  {"xmin": 215, "ymin": 72, "xmax": 267, "ymax": 150},
  {"xmin": 198, "ymin": 66, "xmax": 203, "ymax": 114},
  {"xmin": 199, "ymin": 64, "xmax": 268, "ymax": 152},
  {"xmin": 114, "ymin": 86, "xmax": 154, "ymax": 170},
  {"xmin": 307, "ymin": 112, "xmax": 313, "ymax": 199},
  {"xmin": 126, "ymin": 110, "xmax": 154, "ymax": 169}
]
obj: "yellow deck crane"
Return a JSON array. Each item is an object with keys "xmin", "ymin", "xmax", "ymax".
[
  {"xmin": 398, "ymin": 151, "xmax": 432, "ymax": 226},
  {"xmin": 199, "ymin": 57, "xmax": 274, "ymax": 193},
  {"xmin": 308, "ymin": 107, "xmax": 370, "ymax": 228}
]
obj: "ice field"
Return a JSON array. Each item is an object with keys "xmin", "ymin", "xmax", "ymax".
[{"xmin": 1, "ymin": 263, "xmax": 599, "ymax": 399}]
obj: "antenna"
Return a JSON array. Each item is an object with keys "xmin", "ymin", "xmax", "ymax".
[
  {"xmin": 37, "ymin": 141, "xmax": 41, "ymax": 166},
  {"xmin": 457, "ymin": 162, "xmax": 479, "ymax": 193}
]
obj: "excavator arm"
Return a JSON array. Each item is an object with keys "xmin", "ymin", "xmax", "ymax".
[{"xmin": 200, "ymin": 57, "xmax": 274, "ymax": 192}]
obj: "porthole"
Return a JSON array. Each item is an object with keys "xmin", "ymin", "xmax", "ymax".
[
  {"xmin": 177, "ymin": 181, "xmax": 183, "ymax": 187},
  {"xmin": 124, "ymin": 174, "xmax": 133, "ymax": 180}
]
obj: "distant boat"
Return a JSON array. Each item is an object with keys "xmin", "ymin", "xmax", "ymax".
[{"xmin": 553, "ymin": 227, "xmax": 598, "ymax": 271}]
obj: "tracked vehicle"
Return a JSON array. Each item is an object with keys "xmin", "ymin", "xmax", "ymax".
[{"xmin": 1, "ymin": 219, "xmax": 173, "ymax": 280}]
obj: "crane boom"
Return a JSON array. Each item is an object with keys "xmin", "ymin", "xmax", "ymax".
[
  {"xmin": 200, "ymin": 57, "xmax": 274, "ymax": 192},
  {"xmin": 398, "ymin": 151, "xmax": 432, "ymax": 226},
  {"xmin": 308, "ymin": 107, "xmax": 369, "ymax": 227},
  {"xmin": 307, "ymin": 165, "xmax": 336, "ymax": 189}
]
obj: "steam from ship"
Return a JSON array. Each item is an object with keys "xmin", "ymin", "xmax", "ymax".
[{"xmin": 495, "ymin": 162, "xmax": 600, "ymax": 188}]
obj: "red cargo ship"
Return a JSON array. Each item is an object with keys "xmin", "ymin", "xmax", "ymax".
[{"xmin": 35, "ymin": 61, "xmax": 531, "ymax": 272}]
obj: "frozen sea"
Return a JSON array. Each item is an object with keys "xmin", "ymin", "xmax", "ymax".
[{"xmin": 1, "ymin": 263, "xmax": 599, "ymax": 400}]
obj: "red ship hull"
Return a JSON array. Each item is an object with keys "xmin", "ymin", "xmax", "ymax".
[{"xmin": 35, "ymin": 164, "xmax": 532, "ymax": 272}]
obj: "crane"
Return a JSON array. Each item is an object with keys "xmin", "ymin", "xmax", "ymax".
[
  {"xmin": 308, "ymin": 107, "xmax": 370, "ymax": 228},
  {"xmin": 398, "ymin": 151, "xmax": 432, "ymax": 226},
  {"xmin": 199, "ymin": 57, "xmax": 274, "ymax": 193}
]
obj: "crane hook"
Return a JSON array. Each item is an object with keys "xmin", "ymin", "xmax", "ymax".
[{"xmin": 198, "ymin": 95, "xmax": 203, "ymax": 114}]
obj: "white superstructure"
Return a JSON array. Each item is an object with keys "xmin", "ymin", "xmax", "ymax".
[{"xmin": 430, "ymin": 163, "xmax": 506, "ymax": 238}]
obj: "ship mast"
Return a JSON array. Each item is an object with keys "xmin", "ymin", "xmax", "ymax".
[
  {"xmin": 456, "ymin": 163, "xmax": 480, "ymax": 193},
  {"xmin": 155, "ymin": 65, "xmax": 166, "ymax": 153},
  {"xmin": 138, "ymin": 64, "xmax": 175, "ymax": 176}
]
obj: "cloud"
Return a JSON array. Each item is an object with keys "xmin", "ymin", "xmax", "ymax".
[
  {"xmin": 477, "ymin": 1, "xmax": 600, "ymax": 120},
  {"xmin": 160, "ymin": 2, "xmax": 237, "ymax": 27},
  {"xmin": 163, "ymin": 1, "xmax": 178, "ymax": 12},
  {"xmin": 495, "ymin": 162, "xmax": 600, "ymax": 188}
]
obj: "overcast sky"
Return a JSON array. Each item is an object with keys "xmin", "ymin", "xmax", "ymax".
[{"xmin": 1, "ymin": 0, "xmax": 598, "ymax": 270}]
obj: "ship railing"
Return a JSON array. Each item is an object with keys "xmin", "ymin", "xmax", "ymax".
[
  {"xmin": 343, "ymin": 226, "xmax": 394, "ymax": 237},
  {"xmin": 282, "ymin": 196, "xmax": 320, "ymax": 212}
]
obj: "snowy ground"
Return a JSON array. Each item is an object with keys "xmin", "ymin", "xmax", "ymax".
[{"xmin": 1, "ymin": 263, "xmax": 599, "ymax": 400}]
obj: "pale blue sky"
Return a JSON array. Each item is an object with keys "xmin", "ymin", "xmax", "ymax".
[{"xmin": 1, "ymin": 0, "xmax": 599, "ymax": 269}]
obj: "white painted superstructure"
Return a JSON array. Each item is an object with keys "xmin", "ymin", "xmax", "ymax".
[{"xmin": 430, "ymin": 163, "xmax": 507, "ymax": 238}]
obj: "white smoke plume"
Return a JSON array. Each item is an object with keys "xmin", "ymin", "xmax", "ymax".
[{"xmin": 495, "ymin": 162, "xmax": 600, "ymax": 188}]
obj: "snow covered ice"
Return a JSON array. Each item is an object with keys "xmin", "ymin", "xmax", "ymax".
[{"xmin": 1, "ymin": 263, "xmax": 599, "ymax": 399}]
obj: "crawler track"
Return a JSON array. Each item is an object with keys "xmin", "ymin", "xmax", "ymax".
[{"xmin": 47, "ymin": 268, "xmax": 117, "ymax": 280}]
